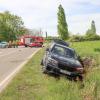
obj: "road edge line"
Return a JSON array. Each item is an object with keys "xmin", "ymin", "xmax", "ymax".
[{"xmin": 0, "ymin": 48, "xmax": 41, "ymax": 93}]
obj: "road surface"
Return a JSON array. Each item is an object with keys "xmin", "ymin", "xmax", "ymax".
[{"xmin": 0, "ymin": 47, "xmax": 40, "ymax": 92}]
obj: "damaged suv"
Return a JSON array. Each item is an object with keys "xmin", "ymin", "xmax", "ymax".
[{"xmin": 41, "ymin": 40, "xmax": 84, "ymax": 80}]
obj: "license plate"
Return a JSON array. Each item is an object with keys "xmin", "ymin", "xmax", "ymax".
[{"xmin": 60, "ymin": 69, "xmax": 71, "ymax": 75}]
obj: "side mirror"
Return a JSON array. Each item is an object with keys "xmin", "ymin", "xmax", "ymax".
[{"xmin": 46, "ymin": 48, "xmax": 49, "ymax": 52}]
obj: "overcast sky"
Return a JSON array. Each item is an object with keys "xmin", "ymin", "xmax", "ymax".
[{"xmin": 0, "ymin": 0, "xmax": 100, "ymax": 36}]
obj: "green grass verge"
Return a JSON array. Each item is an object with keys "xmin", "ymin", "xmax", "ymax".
[
  {"xmin": 0, "ymin": 41, "xmax": 100, "ymax": 100},
  {"xmin": 71, "ymin": 41, "xmax": 100, "ymax": 67}
]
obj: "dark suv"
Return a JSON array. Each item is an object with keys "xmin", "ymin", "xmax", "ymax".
[{"xmin": 41, "ymin": 40, "xmax": 84, "ymax": 80}]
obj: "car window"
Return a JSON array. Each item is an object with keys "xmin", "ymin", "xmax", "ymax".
[
  {"xmin": 1, "ymin": 42, "xmax": 5, "ymax": 44},
  {"xmin": 65, "ymin": 48, "xmax": 75, "ymax": 58},
  {"xmin": 52, "ymin": 45, "xmax": 76, "ymax": 58},
  {"xmin": 1, "ymin": 42, "xmax": 6, "ymax": 44},
  {"xmin": 52, "ymin": 45, "xmax": 65, "ymax": 56}
]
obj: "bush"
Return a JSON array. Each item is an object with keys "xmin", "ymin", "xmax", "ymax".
[
  {"xmin": 84, "ymin": 34, "xmax": 100, "ymax": 41},
  {"xmin": 69, "ymin": 34, "xmax": 100, "ymax": 42},
  {"xmin": 69, "ymin": 35, "xmax": 84, "ymax": 42}
]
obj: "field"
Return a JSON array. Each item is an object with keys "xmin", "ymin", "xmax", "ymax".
[{"xmin": 0, "ymin": 41, "xmax": 100, "ymax": 100}]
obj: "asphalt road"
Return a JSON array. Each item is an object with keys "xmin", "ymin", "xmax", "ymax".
[{"xmin": 0, "ymin": 47, "xmax": 40, "ymax": 83}]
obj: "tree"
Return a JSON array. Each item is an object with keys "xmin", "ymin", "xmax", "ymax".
[
  {"xmin": 57, "ymin": 4, "xmax": 68, "ymax": 40},
  {"xmin": 86, "ymin": 29, "xmax": 92, "ymax": 36},
  {"xmin": 0, "ymin": 11, "xmax": 25, "ymax": 41},
  {"xmin": 91, "ymin": 20, "xmax": 96, "ymax": 34},
  {"xmin": 86, "ymin": 20, "xmax": 96, "ymax": 36},
  {"xmin": 85, "ymin": 20, "xmax": 99, "ymax": 40}
]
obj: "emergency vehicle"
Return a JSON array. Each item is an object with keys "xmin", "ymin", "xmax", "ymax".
[{"xmin": 18, "ymin": 35, "xmax": 44, "ymax": 47}]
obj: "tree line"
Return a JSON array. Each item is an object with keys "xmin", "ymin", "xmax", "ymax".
[
  {"xmin": 57, "ymin": 4, "xmax": 100, "ymax": 41},
  {"xmin": 0, "ymin": 6, "xmax": 100, "ymax": 42}
]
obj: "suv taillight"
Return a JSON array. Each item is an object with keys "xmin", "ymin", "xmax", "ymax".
[{"xmin": 76, "ymin": 67, "xmax": 83, "ymax": 73}]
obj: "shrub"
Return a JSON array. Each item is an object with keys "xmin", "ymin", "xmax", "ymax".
[
  {"xmin": 69, "ymin": 35, "xmax": 84, "ymax": 42},
  {"xmin": 69, "ymin": 34, "xmax": 100, "ymax": 42},
  {"xmin": 84, "ymin": 34, "xmax": 100, "ymax": 41}
]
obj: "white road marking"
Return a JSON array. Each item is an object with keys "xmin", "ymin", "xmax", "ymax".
[{"xmin": 0, "ymin": 48, "xmax": 41, "ymax": 92}]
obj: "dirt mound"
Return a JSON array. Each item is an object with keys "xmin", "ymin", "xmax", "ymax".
[{"xmin": 80, "ymin": 57, "xmax": 96, "ymax": 73}]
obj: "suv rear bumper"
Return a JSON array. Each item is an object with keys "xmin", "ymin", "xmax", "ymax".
[{"xmin": 47, "ymin": 64, "xmax": 83, "ymax": 76}]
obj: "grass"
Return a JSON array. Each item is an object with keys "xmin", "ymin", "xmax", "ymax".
[
  {"xmin": 71, "ymin": 41, "xmax": 100, "ymax": 67},
  {"xmin": 0, "ymin": 41, "xmax": 100, "ymax": 100}
]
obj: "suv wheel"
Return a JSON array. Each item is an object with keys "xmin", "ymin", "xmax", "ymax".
[{"xmin": 25, "ymin": 45, "xmax": 27, "ymax": 47}]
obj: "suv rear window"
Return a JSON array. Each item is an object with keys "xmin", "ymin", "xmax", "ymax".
[{"xmin": 51, "ymin": 45, "xmax": 76, "ymax": 58}]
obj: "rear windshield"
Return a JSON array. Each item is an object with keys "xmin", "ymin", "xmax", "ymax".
[{"xmin": 51, "ymin": 45, "xmax": 76, "ymax": 58}]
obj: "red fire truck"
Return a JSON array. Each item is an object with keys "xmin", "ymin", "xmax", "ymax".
[{"xmin": 18, "ymin": 35, "xmax": 44, "ymax": 47}]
